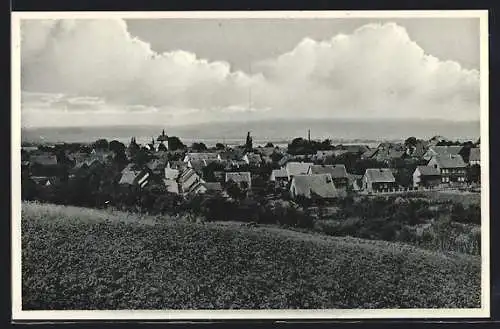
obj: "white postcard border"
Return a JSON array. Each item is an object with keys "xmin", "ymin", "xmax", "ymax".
[{"xmin": 11, "ymin": 10, "xmax": 490, "ymax": 320}]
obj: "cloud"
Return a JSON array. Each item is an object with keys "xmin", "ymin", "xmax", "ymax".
[
  {"xmin": 256, "ymin": 23, "xmax": 480, "ymax": 120},
  {"xmin": 20, "ymin": 19, "xmax": 480, "ymax": 126}
]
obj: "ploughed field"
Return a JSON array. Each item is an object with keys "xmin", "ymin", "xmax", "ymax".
[{"xmin": 22, "ymin": 202, "xmax": 481, "ymax": 310}]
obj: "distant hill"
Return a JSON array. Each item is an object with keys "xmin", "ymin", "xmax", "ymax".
[
  {"xmin": 22, "ymin": 201, "xmax": 480, "ymax": 309},
  {"xmin": 21, "ymin": 118, "xmax": 480, "ymax": 144}
]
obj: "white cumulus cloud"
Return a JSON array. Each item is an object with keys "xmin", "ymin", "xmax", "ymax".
[{"xmin": 20, "ymin": 19, "xmax": 480, "ymax": 126}]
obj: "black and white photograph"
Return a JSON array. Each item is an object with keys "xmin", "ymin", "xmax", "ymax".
[{"xmin": 11, "ymin": 10, "xmax": 489, "ymax": 320}]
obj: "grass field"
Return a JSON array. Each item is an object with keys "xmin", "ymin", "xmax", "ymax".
[
  {"xmin": 421, "ymin": 190, "xmax": 481, "ymax": 206},
  {"xmin": 21, "ymin": 202, "xmax": 481, "ymax": 310}
]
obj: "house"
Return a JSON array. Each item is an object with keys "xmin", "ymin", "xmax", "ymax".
[
  {"xmin": 242, "ymin": 153, "xmax": 262, "ymax": 166},
  {"xmin": 314, "ymin": 150, "xmax": 336, "ymax": 161},
  {"xmin": 90, "ymin": 149, "xmax": 114, "ymax": 163},
  {"xmin": 361, "ymin": 149, "xmax": 378, "ymax": 160},
  {"xmin": 285, "ymin": 162, "xmax": 313, "ymax": 180},
  {"xmin": 362, "ymin": 168, "xmax": 397, "ymax": 192},
  {"xmin": 278, "ymin": 154, "xmax": 292, "ymax": 167},
  {"xmin": 377, "ymin": 142, "xmax": 404, "ymax": 151},
  {"xmin": 225, "ymin": 172, "xmax": 252, "ymax": 189},
  {"xmin": 289, "ymin": 174, "xmax": 338, "ymax": 200},
  {"xmin": 156, "ymin": 130, "xmax": 169, "ymax": 150},
  {"xmin": 343, "ymin": 145, "xmax": 370, "ymax": 155},
  {"xmin": 427, "ymin": 155, "xmax": 467, "ymax": 184},
  {"xmin": 183, "ymin": 152, "xmax": 221, "ymax": 163},
  {"xmin": 162, "ymin": 179, "xmax": 179, "ymax": 194},
  {"xmin": 219, "ymin": 149, "xmax": 245, "ymax": 161},
  {"xmin": 118, "ymin": 165, "xmax": 151, "ymax": 188},
  {"xmin": 423, "ymin": 145, "xmax": 463, "ymax": 161},
  {"xmin": 203, "ymin": 182, "xmax": 224, "ymax": 194},
  {"xmin": 373, "ymin": 149, "xmax": 405, "ymax": 163},
  {"xmin": 405, "ymin": 140, "xmax": 428, "ymax": 158},
  {"xmin": 307, "ymin": 164, "xmax": 349, "ymax": 189},
  {"xmin": 227, "ymin": 159, "xmax": 248, "ymax": 169},
  {"xmin": 187, "ymin": 159, "xmax": 206, "ymax": 175},
  {"xmin": 167, "ymin": 161, "xmax": 188, "ymax": 171},
  {"xmin": 261, "ymin": 155, "xmax": 273, "ymax": 164},
  {"xmin": 213, "ymin": 171, "xmax": 226, "ymax": 182},
  {"xmin": 178, "ymin": 168, "xmax": 207, "ymax": 195},
  {"xmin": 31, "ymin": 176, "xmax": 58, "ymax": 187},
  {"xmin": 164, "ymin": 162, "xmax": 180, "ymax": 180},
  {"xmin": 412, "ymin": 166, "xmax": 441, "ymax": 188},
  {"xmin": 270, "ymin": 168, "xmax": 289, "ymax": 187},
  {"xmin": 146, "ymin": 159, "xmax": 166, "ymax": 175},
  {"xmin": 469, "ymin": 148, "xmax": 480, "ymax": 166}
]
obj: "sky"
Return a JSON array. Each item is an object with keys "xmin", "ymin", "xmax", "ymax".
[{"xmin": 20, "ymin": 17, "xmax": 481, "ymax": 127}]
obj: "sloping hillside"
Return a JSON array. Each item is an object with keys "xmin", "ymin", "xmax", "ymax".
[{"xmin": 21, "ymin": 202, "xmax": 481, "ymax": 310}]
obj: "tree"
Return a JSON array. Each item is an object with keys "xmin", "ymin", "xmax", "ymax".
[
  {"xmin": 215, "ymin": 143, "xmax": 225, "ymax": 150},
  {"xmin": 264, "ymin": 142, "xmax": 274, "ymax": 148},
  {"xmin": 133, "ymin": 149, "xmax": 151, "ymax": 167},
  {"xmin": 93, "ymin": 139, "xmax": 109, "ymax": 150},
  {"xmin": 191, "ymin": 142, "xmax": 208, "ymax": 152},
  {"xmin": 245, "ymin": 132, "xmax": 253, "ymax": 152},
  {"xmin": 404, "ymin": 137, "xmax": 418, "ymax": 147},
  {"xmin": 157, "ymin": 142, "xmax": 168, "ymax": 152},
  {"xmin": 226, "ymin": 180, "xmax": 244, "ymax": 200},
  {"xmin": 202, "ymin": 161, "xmax": 225, "ymax": 182},
  {"xmin": 109, "ymin": 140, "xmax": 126, "ymax": 154},
  {"xmin": 319, "ymin": 139, "xmax": 332, "ymax": 150},
  {"xmin": 167, "ymin": 136, "xmax": 186, "ymax": 151}
]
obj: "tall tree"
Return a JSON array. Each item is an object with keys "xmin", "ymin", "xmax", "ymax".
[{"xmin": 245, "ymin": 131, "xmax": 253, "ymax": 151}]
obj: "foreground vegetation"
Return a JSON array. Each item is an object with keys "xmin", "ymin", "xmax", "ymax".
[{"xmin": 22, "ymin": 202, "xmax": 481, "ymax": 310}]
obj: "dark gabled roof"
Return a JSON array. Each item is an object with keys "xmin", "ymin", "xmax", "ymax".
[
  {"xmin": 189, "ymin": 159, "xmax": 206, "ymax": 173},
  {"xmin": 179, "ymin": 168, "xmax": 199, "ymax": 183},
  {"xmin": 245, "ymin": 153, "xmax": 262, "ymax": 163},
  {"xmin": 285, "ymin": 162, "xmax": 313, "ymax": 177},
  {"xmin": 415, "ymin": 166, "xmax": 440, "ymax": 176},
  {"xmin": 291, "ymin": 174, "xmax": 337, "ymax": 198},
  {"xmin": 375, "ymin": 149, "xmax": 405, "ymax": 161},
  {"xmin": 344, "ymin": 145, "xmax": 369, "ymax": 154},
  {"xmin": 225, "ymin": 172, "xmax": 252, "ymax": 184},
  {"xmin": 362, "ymin": 149, "xmax": 378, "ymax": 159},
  {"xmin": 364, "ymin": 168, "xmax": 396, "ymax": 183},
  {"xmin": 432, "ymin": 155, "xmax": 466, "ymax": 169},
  {"xmin": 469, "ymin": 148, "xmax": 480, "ymax": 162},
  {"xmin": 427, "ymin": 146, "xmax": 463, "ymax": 157},
  {"xmin": 271, "ymin": 168, "xmax": 288, "ymax": 179},
  {"xmin": 308, "ymin": 164, "xmax": 348, "ymax": 179},
  {"xmin": 204, "ymin": 182, "xmax": 223, "ymax": 192}
]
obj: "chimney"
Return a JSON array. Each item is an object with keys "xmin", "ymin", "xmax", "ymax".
[{"xmin": 308, "ymin": 129, "xmax": 311, "ymax": 142}]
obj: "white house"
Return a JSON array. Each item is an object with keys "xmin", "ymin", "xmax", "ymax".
[
  {"xmin": 362, "ymin": 168, "xmax": 397, "ymax": 192},
  {"xmin": 289, "ymin": 174, "xmax": 338, "ymax": 199}
]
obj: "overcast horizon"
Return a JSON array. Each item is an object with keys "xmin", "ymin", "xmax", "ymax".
[{"xmin": 20, "ymin": 17, "xmax": 481, "ymax": 128}]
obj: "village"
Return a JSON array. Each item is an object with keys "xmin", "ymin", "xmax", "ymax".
[{"xmin": 21, "ymin": 129, "xmax": 481, "ymax": 204}]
